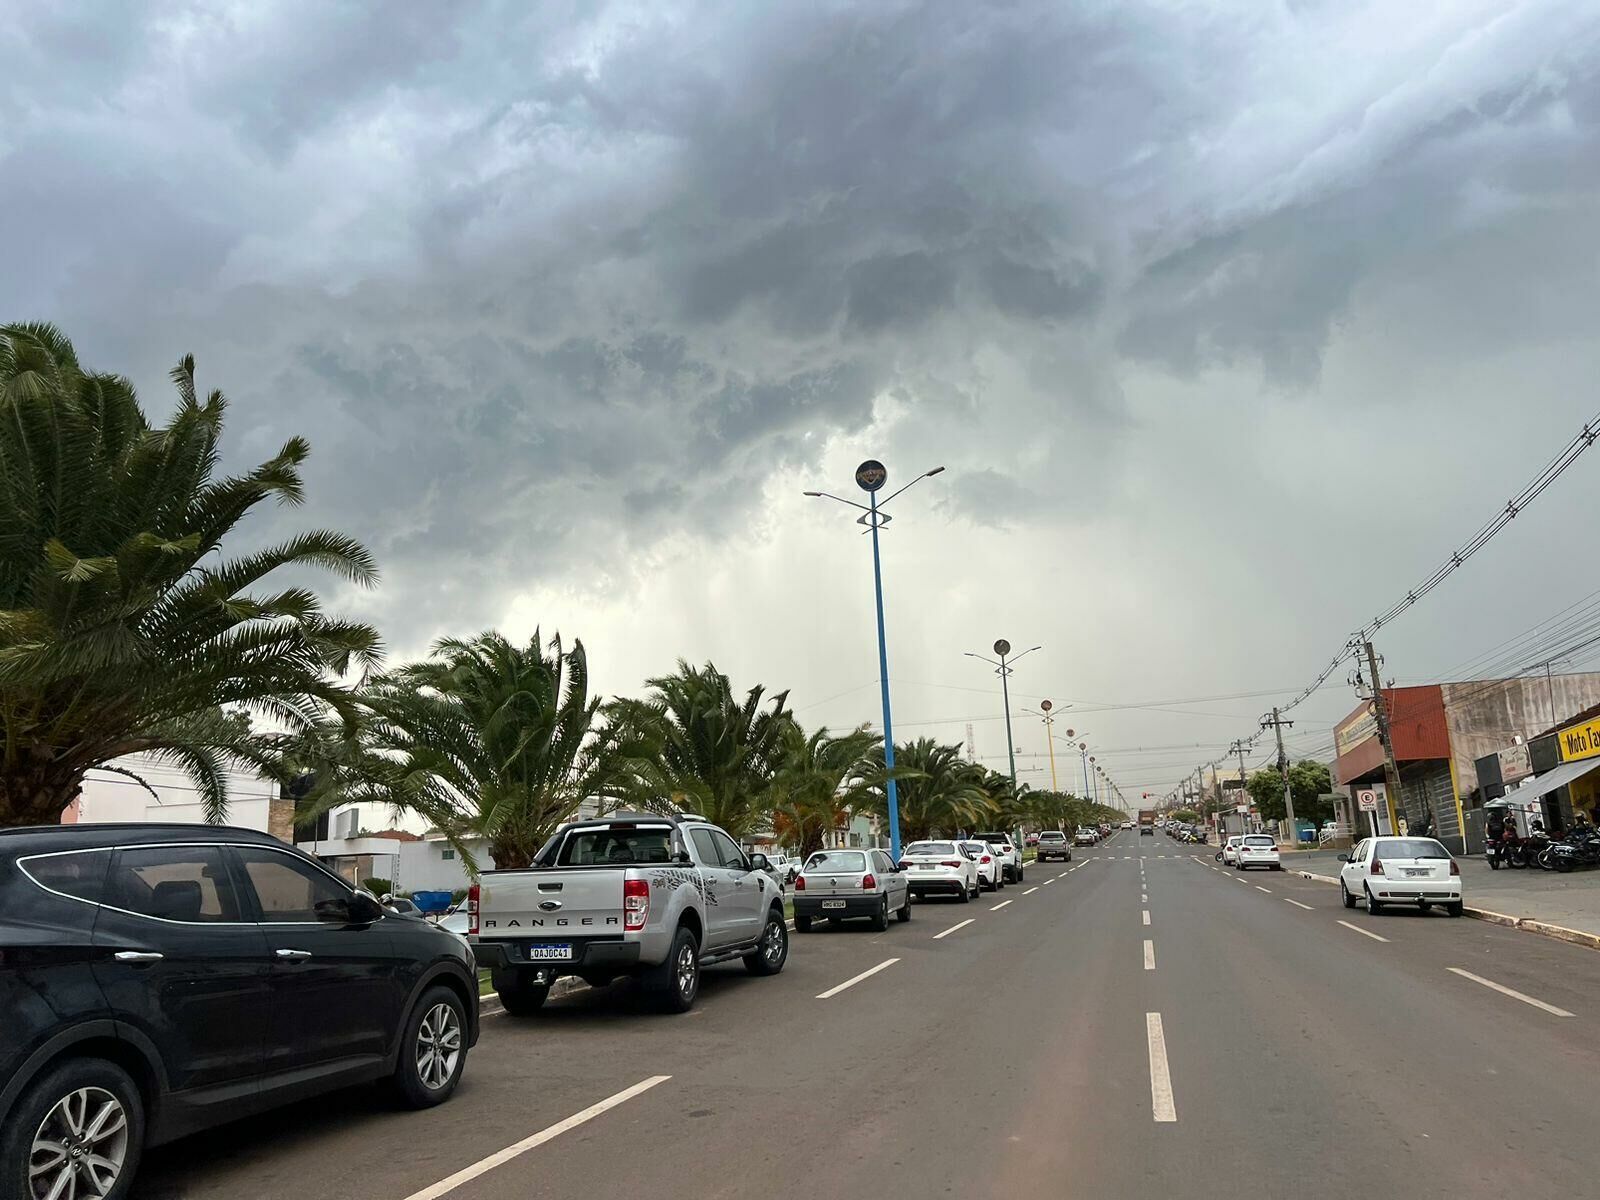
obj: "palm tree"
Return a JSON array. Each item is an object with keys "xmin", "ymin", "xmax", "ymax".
[
  {"xmin": 0, "ymin": 323, "xmax": 380, "ymax": 826},
  {"xmin": 302, "ymin": 630, "xmax": 617, "ymax": 871},
  {"xmin": 863, "ymin": 738, "xmax": 996, "ymax": 842},
  {"xmin": 768, "ymin": 723, "xmax": 881, "ymax": 860},
  {"xmin": 606, "ymin": 660, "xmax": 792, "ymax": 839}
]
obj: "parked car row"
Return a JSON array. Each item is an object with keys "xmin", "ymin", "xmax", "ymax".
[{"xmin": 1166, "ymin": 822, "xmax": 1208, "ymax": 844}]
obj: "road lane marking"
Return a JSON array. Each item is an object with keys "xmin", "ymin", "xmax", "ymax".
[
  {"xmin": 991, "ymin": 899, "xmax": 1013, "ymax": 911},
  {"xmin": 1146, "ymin": 1013, "xmax": 1177, "ymax": 1122},
  {"xmin": 933, "ymin": 919, "xmax": 975, "ymax": 940},
  {"xmin": 1284, "ymin": 898, "xmax": 1314, "ymax": 910},
  {"xmin": 1256, "ymin": 886, "xmax": 1272, "ymax": 893},
  {"xmin": 1042, "ymin": 878, "xmax": 1054, "ymax": 885},
  {"xmin": 1023, "ymin": 886, "xmax": 1039, "ymax": 894},
  {"xmin": 1336, "ymin": 919, "xmax": 1390, "ymax": 943},
  {"xmin": 1446, "ymin": 968, "xmax": 1573, "ymax": 1017},
  {"xmin": 402, "ymin": 1075, "xmax": 672, "ymax": 1200},
  {"xmin": 1142, "ymin": 910, "xmax": 1151, "ymax": 926},
  {"xmin": 816, "ymin": 957, "xmax": 900, "ymax": 999},
  {"xmin": 1143, "ymin": 939, "xmax": 1155, "ymax": 970},
  {"xmin": 1141, "ymin": 893, "xmax": 1148, "ymax": 902}
]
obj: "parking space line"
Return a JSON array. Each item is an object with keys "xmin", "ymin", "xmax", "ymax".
[
  {"xmin": 816, "ymin": 957, "xmax": 900, "ymax": 999},
  {"xmin": 1255, "ymin": 886, "xmax": 1272, "ymax": 893},
  {"xmin": 990, "ymin": 899, "xmax": 1013, "ymax": 911},
  {"xmin": 1284, "ymin": 898, "xmax": 1314, "ymax": 910},
  {"xmin": 1023, "ymin": 886, "xmax": 1039, "ymax": 895},
  {"xmin": 1143, "ymin": 939, "xmax": 1155, "ymax": 970},
  {"xmin": 1142, "ymin": 910, "xmax": 1151, "ymax": 926},
  {"xmin": 1146, "ymin": 1013, "xmax": 1177, "ymax": 1122},
  {"xmin": 933, "ymin": 919, "xmax": 975, "ymax": 940},
  {"xmin": 1336, "ymin": 919, "xmax": 1390, "ymax": 943},
  {"xmin": 1446, "ymin": 968, "xmax": 1574, "ymax": 1017},
  {"xmin": 401, "ymin": 1075, "xmax": 672, "ymax": 1200}
]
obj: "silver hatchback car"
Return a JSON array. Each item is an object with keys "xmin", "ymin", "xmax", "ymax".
[{"xmin": 793, "ymin": 848, "xmax": 911, "ymax": 931}]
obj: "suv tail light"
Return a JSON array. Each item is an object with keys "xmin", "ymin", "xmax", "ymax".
[
  {"xmin": 624, "ymin": 878, "xmax": 649, "ymax": 930},
  {"xmin": 861, "ymin": 873, "xmax": 876, "ymax": 890},
  {"xmin": 467, "ymin": 884, "xmax": 480, "ymax": 936},
  {"xmin": 795, "ymin": 875, "xmax": 806, "ymax": 891},
  {"xmin": 1449, "ymin": 859, "xmax": 1460, "ymax": 876}
]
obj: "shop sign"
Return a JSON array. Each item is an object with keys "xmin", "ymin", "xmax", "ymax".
[
  {"xmin": 1336, "ymin": 703, "xmax": 1378, "ymax": 758},
  {"xmin": 1557, "ymin": 716, "xmax": 1600, "ymax": 764},
  {"xmin": 1498, "ymin": 741, "xmax": 1532, "ymax": 781}
]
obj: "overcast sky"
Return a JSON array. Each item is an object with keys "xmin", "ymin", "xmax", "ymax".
[{"xmin": 6, "ymin": 0, "xmax": 1600, "ymax": 804}]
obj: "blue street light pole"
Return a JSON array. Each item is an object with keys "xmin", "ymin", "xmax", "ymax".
[{"xmin": 804, "ymin": 462, "xmax": 945, "ymax": 863}]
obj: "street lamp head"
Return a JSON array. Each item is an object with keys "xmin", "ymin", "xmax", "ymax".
[
  {"xmin": 802, "ymin": 490, "xmax": 823, "ymax": 497},
  {"xmin": 1079, "ymin": 742, "xmax": 1087, "ymax": 750},
  {"xmin": 994, "ymin": 638, "xmax": 1011, "ymax": 657},
  {"xmin": 1040, "ymin": 699, "xmax": 1052, "ymax": 712},
  {"xmin": 925, "ymin": 466, "xmax": 946, "ymax": 477},
  {"xmin": 1064, "ymin": 728, "xmax": 1074, "ymax": 738}
]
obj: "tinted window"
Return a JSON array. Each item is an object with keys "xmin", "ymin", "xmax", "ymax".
[
  {"xmin": 905, "ymin": 842, "xmax": 957, "ymax": 856},
  {"xmin": 690, "ymin": 828, "xmax": 723, "ymax": 867},
  {"xmin": 1375, "ymin": 839, "xmax": 1451, "ymax": 860},
  {"xmin": 107, "ymin": 846, "xmax": 242, "ymax": 922},
  {"xmin": 234, "ymin": 846, "xmax": 349, "ymax": 922},
  {"xmin": 1244, "ymin": 836, "xmax": 1275, "ymax": 847},
  {"xmin": 710, "ymin": 830, "xmax": 747, "ymax": 870},
  {"xmin": 805, "ymin": 851, "xmax": 867, "ymax": 873},
  {"xmin": 557, "ymin": 829, "xmax": 674, "ymax": 865},
  {"xmin": 21, "ymin": 850, "xmax": 111, "ymax": 903},
  {"xmin": 1037, "ymin": 832, "xmax": 1065, "ymax": 841}
]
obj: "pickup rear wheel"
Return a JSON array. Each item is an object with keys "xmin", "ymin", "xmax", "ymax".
[
  {"xmin": 493, "ymin": 969, "xmax": 550, "ymax": 1017},
  {"xmin": 643, "ymin": 925, "xmax": 700, "ymax": 1012},
  {"xmin": 744, "ymin": 910, "xmax": 789, "ymax": 975}
]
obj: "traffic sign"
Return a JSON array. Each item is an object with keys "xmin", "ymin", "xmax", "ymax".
[{"xmin": 1357, "ymin": 789, "xmax": 1378, "ymax": 812}]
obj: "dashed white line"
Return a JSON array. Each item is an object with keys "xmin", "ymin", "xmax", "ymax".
[
  {"xmin": 1042, "ymin": 878, "xmax": 1055, "ymax": 886},
  {"xmin": 1284, "ymin": 898, "xmax": 1314, "ymax": 911},
  {"xmin": 1255, "ymin": 886, "xmax": 1272, "ymax": 893},
  {"xmin": 933, "ymin": 919, "xmax": 975, "ymax": 940},
  {"xmin": 1146, "ymin": 1013, "xmax": 1177, "ymax": 1122},
  {"xmin": 816, "ymin": 957, "xmax": 900, "ymax": 999},
  {"xmin": 991, "ymin": 899, "xmax": 1013, "ymax": 911},
  {"xmin": 1143, "ymin": 939, "xmax": 1155, "ymax": 970},
  {"xmin": 401, "ymin": 1075, "xmax": 672, "ymax": 1200},
  {"xmin": 1142, "ymin": 910, "xmax": 1151, "ymax": 926},
  {"xmin": 1336, "ymin": 919, "xmax": 1390, "ymax": 943},
  {"xmin": 1447, "ymin": 967, "xmax": 1573, "ymax": 1017},
  {"xmin": 1141, "ymin": 893, "xmax": 1148, "ymax": 902}
]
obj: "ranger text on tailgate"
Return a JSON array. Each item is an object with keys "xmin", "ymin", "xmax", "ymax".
[{"xmin": 469, "ymin": 813, "xmax": 789, "ymax": 1014}]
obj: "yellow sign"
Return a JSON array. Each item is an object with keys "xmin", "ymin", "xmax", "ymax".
[
  {"xmin": 1557, "ymin": 716, "xmax": 1600, "ymax": 763},
  {"xmin": 1335, "ymin": 704, "xmax": 1378, "ymax": 758}
]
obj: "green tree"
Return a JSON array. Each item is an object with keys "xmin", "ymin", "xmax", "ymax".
[
  {"xmin": 1169, "ymin": 808, "xmax": 1199, "ymax": 824},
  {"xmin": 606, "ymin": 660, "xmax": 793, "ymax": 839},
  {"xmin": 0, "ymin": 323, "xmax": 380, "ymax": 826},
  {"xmin": 767, "ymin": 723, "xmax": 881, "ymax": 859},
  {"xmin": 863, "ymin": 738, "xmax": 995, "ymax": 842},
  {"xmin": 1246, "ymin": 760, "xmax": 1334, "ymax": 826},
  {"xmin": 301, "ymin": 630, "xmax": 617, "ymax": 872}
]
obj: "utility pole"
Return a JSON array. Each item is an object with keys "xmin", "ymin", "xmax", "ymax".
[
  {"xmin": 1234, "ymin": 739, "xmax": 1249, "ymax": 830},
  {"xmin": 1261, "ymin": 707, "xmax": 1297, "ymax": 838},
  {"xmin": 1362, "ymin": 640, "xmax": 1405, "ymax": 833}
]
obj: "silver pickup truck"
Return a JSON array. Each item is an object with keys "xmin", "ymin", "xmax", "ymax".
[{"xmin": 469, "ymin": 813, "xmax": 789, "ymax": 1014}]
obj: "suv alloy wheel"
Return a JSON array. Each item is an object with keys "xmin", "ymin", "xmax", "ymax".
[{"xmin": 4, "ymin": 1059, "xmax": 143, "ymax": 1200}]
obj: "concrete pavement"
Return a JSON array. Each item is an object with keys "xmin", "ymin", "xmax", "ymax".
[{"xmin": 130, "ymin": 833, "xmax": 1600, "ymax": 1199}]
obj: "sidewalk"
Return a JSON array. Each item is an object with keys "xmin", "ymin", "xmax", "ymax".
[{"xmin": 1277, "ymin": 847, "xmax": 1600, "ymax": 946}]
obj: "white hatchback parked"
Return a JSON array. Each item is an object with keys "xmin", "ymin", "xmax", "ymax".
[
  {"xmin": 1220, "ymin": 835, "xmax": 1244, "ymax": 865},
  {"xmin": 1234, "ymin": 834, "xmax": 1281, "ymax": 871},
  {"xmin": 1339, "ymin": 836, "xmax": 1463, "ymax": 917}
]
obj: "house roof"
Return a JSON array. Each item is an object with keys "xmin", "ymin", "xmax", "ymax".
[{"xmin": 363, "ymin": 829, "xmax": 422, "ymax": 842}]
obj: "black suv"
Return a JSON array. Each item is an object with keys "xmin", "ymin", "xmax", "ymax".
[{"xmin": 0, "ymin": 824, "xmax": 480, "ymax": 1200}]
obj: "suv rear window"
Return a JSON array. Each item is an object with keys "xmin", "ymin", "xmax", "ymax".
[
  {"xmin": 19, "ymin": 850, "xmax": 110, "ymax": 903},
  {"xmin": 804, "ymin": 851, "xmax": 866, "ymax": 873},
  {"xmin": 108, "ymin": 846, "xmax": 242, "ymax": 922}
]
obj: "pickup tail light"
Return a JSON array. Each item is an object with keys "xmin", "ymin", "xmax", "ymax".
[
  {"xmin": 1449, "ymin": 859, "xmax": 1460, "ymax": 876},
  {"xmin": 467, "ymin": 884, "xmax": 480, "ymax": 936},
  {"xmin": 795, "ymin": 875, "xmax": 806, "ymax": 891},
  {"xmin": 861, "ymin": 873, "xmax": 876, "ymax": 890},
  {"xmin": 623, "ymin": 878, "xmax": 649, "ymax": 930}
]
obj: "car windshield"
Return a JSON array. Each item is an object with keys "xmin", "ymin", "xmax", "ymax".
[
  {"xmin": 1375, "ymin": 839, "xmax": 1451, "ymax": 860},
  {"xmin": 905, "ymin": 843, "xmax": 957, "ymax": 856},
  {"xmin": 804, "ymin": 851, "xmax": 867, "ymax": 873}
]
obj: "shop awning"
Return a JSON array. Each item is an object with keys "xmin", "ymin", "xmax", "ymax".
[{"xmin": 1491, "ymin": 756, "xmax": 1600, "ymax": 806}]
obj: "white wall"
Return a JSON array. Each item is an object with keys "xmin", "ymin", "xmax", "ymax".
[
  {"xmin": 396, "ymin": 838, "xmax": 493, "ymax": 894},
  {"xmin": 74, "ymin": 754, "xmax": 277, "ymax": 831}
]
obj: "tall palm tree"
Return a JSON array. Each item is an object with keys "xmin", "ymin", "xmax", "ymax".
[
  {"xmin": 768, "ymin": 723, "xmax": 881, "ymax": 860},
  {"xmin": 0, "ymin": 322, "xmax": 380, "ymax": 826},
  {"xmin": 302, "ymin": 630, "xmax": 617, "ymax": 871},
  {"xmin": 606, "ymin": 660, "xmax": 792, "ymax": 839},
  {"xmin": 863, "ymin": 738, "xmax": 996, "ymax": 842}
]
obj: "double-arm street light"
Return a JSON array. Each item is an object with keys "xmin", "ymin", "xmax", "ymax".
[
  {"xmin": 965, "ymin": 640, "xmax": 1040, "ymax": 801},
  {"xmin": 804, "ymin": 461, "xmax": 944, "ymax": 861},
  {"xmin": 1024, "ymin": 701, "xmax": 1073, "ymax": 792}
]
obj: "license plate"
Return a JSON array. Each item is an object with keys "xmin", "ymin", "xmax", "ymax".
[
  {"xmin": 528, "ymin": 943, "xmax": 572, "ymax": 961},
  {"xmin": 1405, "ymin": 868, "xmax": 1429, "ymax": 877},
  {"xmin": 821, "ymin": 900, "xmax": 847, "ymax": 909}
]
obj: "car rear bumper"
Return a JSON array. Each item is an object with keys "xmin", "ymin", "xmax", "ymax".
[
  {"xmin": 906, "ymin": 875, "xmax": 969, "ymax": 895},
  {"xmin": 795, "ymin": 894, "xmax": 881, "ymax": 918},
  {"xmin": 1238, "ymin": 855, "xmax": 1280, "ymax": 868},
  {"xmin": 1037, "ymin": 848, "xmax": 1071, "ymax": 860},
  {"xmin": 1373, "ymin": 880, "xmax": 1461, "ymax": 902}
]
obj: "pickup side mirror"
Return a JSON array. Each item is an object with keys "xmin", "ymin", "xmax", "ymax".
[{"xmin": 748, "ymin": 852, "xmax": 770, "ymax": 873}]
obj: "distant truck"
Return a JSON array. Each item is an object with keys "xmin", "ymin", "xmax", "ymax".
[{"xmin": 1138, "ymin": 809, "xmax": 1157, "ymax": 836}]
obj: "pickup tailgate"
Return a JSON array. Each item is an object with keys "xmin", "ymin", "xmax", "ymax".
[{"xmin": 478, "ymin": 869, "xmax": 625, "ymax": 937}]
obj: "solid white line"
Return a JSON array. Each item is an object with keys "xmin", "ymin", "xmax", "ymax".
[
  {"xmin": 1447, "ymin": 968, "xmax": 1574, "ymax": 1017},
  {"xmin": 1143, "ymin": 939, "xmax": 1155, "ymax": 970},
  {"xmin": 401, "ymin": 1075, "xmax": 671, "ymax": 1200},
  {"xmin": 1023, "ymin": 886, "xmax": 1039, "ymax": 895},
  {"xmin": 1142, "ymin": 910, "xmax": 1151, "ymax": 926},
  {"xmin": 1336, "ymin": 919, "xmax": 1390, "ymax": 943},
  {"xmin": 1256, "ymin": 886, "xmax": 1272, "ymax": 893},
  {"xmin": 816, "ymin": 957, "xmax": 900, "ymax": 999},
  {"xmin": 1146, "ymin": 1013, "xmax": 1177, "ymax": 1122},
  {"xmin": 933, "ymin": 919, "xmax": 975, "ymax": 940},
  {"xmin": 1284, "ymin": 898, "xmax": 1314, "ymax": 911},
  {"xmin": 991, "ymin": 899, "xmax": 1013, "ymax": 911}
]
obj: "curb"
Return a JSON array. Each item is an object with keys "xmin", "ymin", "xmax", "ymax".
[{"xmin": 1297, "ymin": 871, "xmax": 1599, "ymax": 949}]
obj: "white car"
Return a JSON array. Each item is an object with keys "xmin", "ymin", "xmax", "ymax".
[
  {"xmin": 972, "ymin": 832, "xmax": 1023, "ymax": 883},
  {"xmin": 1234, "ymin": 834, "xmax": 1280, "ymax": 870},
  {"xmin": 900, "ymin": 840, "xmax": 980, "ymax": 902},
  {"xmin": 1339, "ymin": 836, "xmax": 1463, "ymax": 917},
  {"xmin": 437, "ymin": 909, "xmax": 472, "ymax": 940},
  {"xmin": 764, "ymin": 852, "xmax": 802, "ymax": 884},
  {"xmin": 1121, "ymin": 821, "xmax": 1133, "ymax": 830},
  {"xmin": 1220, "ymin": 835, "xmax": 1244, "ymax": 865},
  {"xmin": 959, "ymin": 839, "xmax": 1005, "ymax": 892}
]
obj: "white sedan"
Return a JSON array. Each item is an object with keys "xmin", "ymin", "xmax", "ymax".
[
  {"xmin": 900, "ymin": 840, "xmax": 980, "ymax": 902},
  {"xmin": 1234, "ymin": 834, "xmax": 1281, "ymax": 871},
  {"xmin": 959, "ymin": 840, "xmax": 1005, "ymax": 892},
  {"xmin": 1339, "ymin": 836, "xmax": 1462, "ymax": 916}
]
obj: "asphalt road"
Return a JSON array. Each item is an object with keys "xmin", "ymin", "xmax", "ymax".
[{"xmin": 131, "ymin": 832, "xmax": 1600, "ymax": 1199}]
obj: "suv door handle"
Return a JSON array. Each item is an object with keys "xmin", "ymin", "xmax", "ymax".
[
  {"xmin": 113, "ymin": 951, "xmax": 164, "ymax": 963},
  {"xmin": 274, "ymin": 948, "xmax": 313, "ymax": 961}
]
